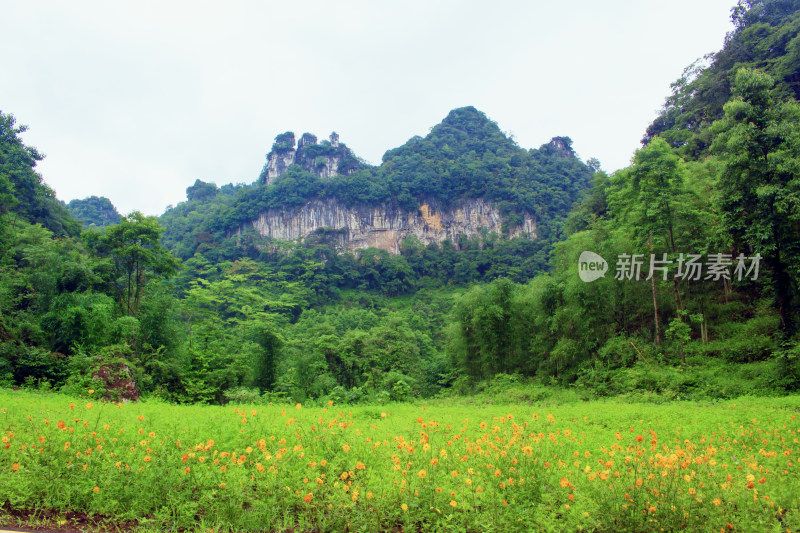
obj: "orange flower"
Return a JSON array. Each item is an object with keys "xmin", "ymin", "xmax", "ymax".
[
  {"xmin": 303, "ymin": 493, "xmax": 313, "ymax": 503},
  {"xmin": 143, "ymin": 456, "xmax": 151, "ymax": 463},
  {"xmin": 449, "ymin": 500, "xmax": 457, "ymax": 507},
  {"xmin": 418, "ymin": 470, "xmax": 427, "ymax": 479},
  {"xmin": 184, "ymin": 467, "xmax": 191, "ymax": 474},
  {"xmin": 342, "ymin": 444, "xmax": 350, "ymax": 452},
  {"xmin": 636, "ymin": 435, "xmax": 644, "ymax": 443},
  {"xmin": 356, "ymin": 462, "xmax": 366, "ymax": 470},
  {"xmin": 12, "ymin": 463, "xmax": 20, "ymax": 471},
  {"xmin": 93, "ymin": 486, "xmax": 99, "ymax": 493},
  {"xmin": 560, "ymin": 477, "xmax": 571, "ymax": 488},
  {"xmin": 713, "ymin": 498, "xmax": 722, "ymax": 506}
]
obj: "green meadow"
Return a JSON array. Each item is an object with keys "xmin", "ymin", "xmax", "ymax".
[{"xmin": 1, "ymin": 389, "xmax": 799, "ymax": 532}]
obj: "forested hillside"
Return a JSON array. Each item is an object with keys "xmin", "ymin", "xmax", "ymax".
[
  {"xmin": 1, "ymin": 0, "xmax": 798, "ymax": 405},
  {"xmin": 447, "ymin": 0, "xmax": 800, "ymax": 395},
  {"xmin": 0, "ymin": 105, "xmax": 594, "ymax": 403},
  {"xmin": 66, "ymin": 196, "xmax": 122, "ymax": 228}
]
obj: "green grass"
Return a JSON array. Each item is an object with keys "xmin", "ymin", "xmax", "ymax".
[{"xmin": 1, "ymin": 388, "xmax": 799, "ymax": 532}]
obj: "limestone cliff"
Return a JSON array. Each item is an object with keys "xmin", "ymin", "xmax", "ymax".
[
  {"xmin": 260, "ymin": 131, "xmax": 363, "ymax": 185},
  {"xmin": 249, "ymin": 198, "xmax": 536, "ymax": 254}
]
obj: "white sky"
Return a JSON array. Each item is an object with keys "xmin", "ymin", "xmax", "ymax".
[{"xmin": 1, "ymin": 0, "xmax": 735, "ymax": 216}]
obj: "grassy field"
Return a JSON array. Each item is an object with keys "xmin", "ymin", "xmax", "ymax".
[{"xmin": 1, "ymin": 389, "xmax": 799, "ymax": 532}]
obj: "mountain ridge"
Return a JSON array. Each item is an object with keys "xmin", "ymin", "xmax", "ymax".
[{"xmin": 159, "ymin": 106, "xmax": 593, "ymax": 259}]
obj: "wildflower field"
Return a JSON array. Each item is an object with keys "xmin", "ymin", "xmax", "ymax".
[{"xmin": 1, "ymin": 390, "xmax": 799, "ymax": 532}]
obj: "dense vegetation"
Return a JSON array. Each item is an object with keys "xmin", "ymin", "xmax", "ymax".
[
  {"xmin": 66, "ymin": 196, "xmax": 122, "ymax": 228},
  {"xmin": 1, "ymin": 0, "xmax": 799, "ymax": 410},
  {"xmin": 158, "ymin": 107, "xmax": 592, "ymax": 265},
  {"xmin": 2, "ymin": 389, "xmax": 798, "ymax": 532},
  {"xmin": 3, "ymin": 2, "xmax": 800, "ymax": 531}
]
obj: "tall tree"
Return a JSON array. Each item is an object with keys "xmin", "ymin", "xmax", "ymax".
[
  {"xmin": 94, "ymin": 212, "xmax": 180, "ymax": 316},
  {"xmin": 0, "ymin": 111, "xmax": 79, "ymax": 236},
  {"xmin": 711, "ymin": 68, "xmax": 800, "ymax": 336},
  {"xmin": 609, "ymin": 138, "xmax": 694, "ymax": 349}
]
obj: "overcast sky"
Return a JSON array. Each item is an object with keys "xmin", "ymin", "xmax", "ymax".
[{"xmin": 1, "ymin": 0, "xmax": 736, "ymax": 216}]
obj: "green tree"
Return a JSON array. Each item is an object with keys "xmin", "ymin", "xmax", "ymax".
[
  {"xmin": 95, "ymin": 212, "xmax": 180, "ymax": 316},
  {"xmin": 711, "ymin": 68, "xmax": 800, "ymax": 336},
  {"xmin": 0, "ymin": 111, "xmax": 79, "ymax": 236}
]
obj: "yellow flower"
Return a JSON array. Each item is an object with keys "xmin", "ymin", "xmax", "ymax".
[
  {"xmin": 713, "ymin": 498, "xmax": 722, "ymax": 506},
  {"xmin": 449, "ymin": 500, "xmax": 457, "ymax": 508},
  {"xmin": 401, "ymin": 503, "xmax": 408, "ymax": 512},
  {"xmin": 418, "ymin": 470, "xmax": 427, "ymax": 479}
]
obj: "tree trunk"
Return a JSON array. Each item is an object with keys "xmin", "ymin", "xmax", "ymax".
[{"xmin": 649, "ymin": 237, "xmax": 661, "ymax": 346}]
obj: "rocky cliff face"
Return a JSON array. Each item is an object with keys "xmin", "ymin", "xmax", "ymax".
[
  {"xmin": 261, "ymin": 131, "xmax": 361, "ymax": 185},
  {"xmin": 250, "ymin": 198, "xmax": 536, "ymax": 254}
]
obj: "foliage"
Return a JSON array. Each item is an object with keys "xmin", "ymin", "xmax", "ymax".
[
  {"xmin": 1, "ymin": 390, "xmax": 799, "ymax": 532},
  {"xmin": 710, "ymin": 67, "xmax": 800, "ymax": 336},
  {"xmin": 66, "ymin": 196, "xmax": 121, "ymax": 228},
  {"xmin": 0, "ymin": 111, "xmax": 79, "ymax": 236}
]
